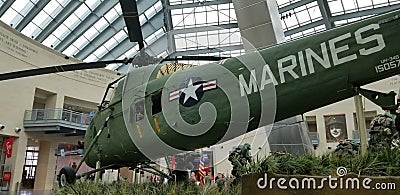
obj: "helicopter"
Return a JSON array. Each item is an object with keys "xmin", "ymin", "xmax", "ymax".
[{"xmin": 1, "ymin": 1, "xmax": 400, "ymax": 186}]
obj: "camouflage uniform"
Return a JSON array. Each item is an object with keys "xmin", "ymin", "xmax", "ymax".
[{"xmin": 369, "ymin": 112, "xmax": 397, "ymax": 147}]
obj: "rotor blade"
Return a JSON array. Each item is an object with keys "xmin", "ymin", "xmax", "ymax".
[
  {"xmin": 162, "ymin": 56, "xmax": 229, "ymax": 62},
  {"xmin": 120, "ymin": 0, "xmax": 144, "ymax": 49},
  {"xmin": 0, "ymin": 60, "xmax": 126, "ymax": 81}
]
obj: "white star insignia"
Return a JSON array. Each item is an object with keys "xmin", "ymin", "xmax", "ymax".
[{"xmin": 182, "ymin": 79, "xmax": 201, "ymax": 103}]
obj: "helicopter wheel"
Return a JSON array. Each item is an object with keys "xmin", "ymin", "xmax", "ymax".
[{"xmin": 58, "ymin": 166, "xmax": 76, "ymax": 187}]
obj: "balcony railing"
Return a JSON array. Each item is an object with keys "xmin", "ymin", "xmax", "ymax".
[{"xmin": 23, "ymin": 109, "xmax": 91, "ymax": 132}]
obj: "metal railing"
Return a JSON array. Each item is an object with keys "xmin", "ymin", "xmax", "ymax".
[{"xmin": 24, "ymin": 108, "xmax": 91, "ymax": 126}]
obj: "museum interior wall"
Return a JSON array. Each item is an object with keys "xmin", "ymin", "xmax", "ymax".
[{"xmin": 0, "ymin": 20, "xmax": 118, "ymax": 192}]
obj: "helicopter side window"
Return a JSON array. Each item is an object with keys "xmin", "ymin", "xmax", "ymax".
[
  {"xmin": 151, "ymin": 90, "xmax": 162, "ymax": 115},
  {"xmin": 135, "ymin": 99, "xmax": 145, "ymax": 122}
]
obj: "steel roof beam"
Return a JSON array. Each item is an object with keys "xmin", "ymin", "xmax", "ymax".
[
  {"xmin": 0, "ymin": 0, "xmax": 15, "ymax": 18},
  {"xmin": 331, "ymin": 4, "xmax": 400, "ymax": 22},
  {"xmin": 163, "ymin": 0, "xmax": 176, "ymax": 54},
  {"xmin": 278, "ymin": 0, "xmax": 315, "ymax": 13},
  {"xmin": 167, "ymin": 0, "xmax": 232, "ymax": 10},
  {"xmin": 75, "ymin": 8, "xmax": 164, "ymax": 60},
  {"xmin": 55, "ymin": 0, "xmax": 155, "ymax": 54},
  {"xmin": 99, "ymin": 11, "xmax": 165, "ymax": 61},
  {"xmin": 54, "ymin": 0, "xmax": 120, "ymax": 52},
  {"xmin": 283, "ymin": 19, "xmax": 324, "ymax": 37},
  {"xmin": 15, "ymin": 0, "xmax": 51, "ymax": 31},
  {"xmin": 170, "ymin": 44, "xmax": 244, "ymax": 57},
  {"xmin": 172, "ymin": 23, "xmax": 238, "ymax": 35},
  {"xmin": 316, "ymin": 0, "xmax": 334, "ymax": 29},
  {"xmin": 35, "ymin": 0, "xmax": 83, "ymax": 42}
]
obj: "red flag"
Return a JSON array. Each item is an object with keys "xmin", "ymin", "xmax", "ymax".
[
  {"xmin": 4, "ymin": 137, "xmax": 14, "ymax": 158},
  {"xmin": 171, "ymin": 155, "xmax": 175, "ymax": 170}
]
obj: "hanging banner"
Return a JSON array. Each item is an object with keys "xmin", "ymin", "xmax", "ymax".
[{"xmin": 4, "ymin": 137, "xmax": 14, "ymax": 158}]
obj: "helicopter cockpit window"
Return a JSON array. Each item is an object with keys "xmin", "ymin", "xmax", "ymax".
[
  {"xmin": 135, "ymin": 99, "xmax": 145, "ymax": 122},
  {"xmin": 151, "ymin": 90, "xmax": 162, "ymax": 115},
  {"xmin": 156, "ymin": 63, "xmax": 194, "ymax": 78}
]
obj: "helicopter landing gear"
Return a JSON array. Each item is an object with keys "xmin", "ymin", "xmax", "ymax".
[{"xmin": 58, "ymin": 166, "xmax": 76, "ymax": 187}]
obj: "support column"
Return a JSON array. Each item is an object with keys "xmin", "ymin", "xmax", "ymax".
[
  {"xmin": 232, "ymin": 0, "xmax": 284, "ymax": 51},
  {"xmin": 233, "ymin": 0, "xmax": 313, "ymax": 155},
  {"xmin": 354, "ymin": 95, "xmax": 368, "ymax": 155},
  {"xmin": 7, "ymin": 136, "xmax": 28, "ymax": 192},
  {"xmin": 33, "ymin": 141, "xmax": 58, "ymax": 193}
]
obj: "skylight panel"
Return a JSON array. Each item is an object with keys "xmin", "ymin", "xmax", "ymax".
[
  {"xmin": 53, "ymin": 24, "xmax": 70, "ymax": 40},
  {"xmin": 84, "ymin": 54, "xmax": 99, "ymax": 62},
  {"xmin": 154, "ymin": 1, "xmax": 163, "ymax": 12},
  {"xmin": 42, "ymin": 34, "xmax": 59, "ymax": 48},
  {"xmin": 63, "ymin": 45, "xmax": 79, "ymax": 57},
  {"xmin": 276, "ymin": 0, "xmax": 291, "ymax": 7},
  {"xmin": 104, "ymin": 38, "xmax": 118, "ymax": 50},
  {"xmin": 83, "ymin": 26, "xmax": 99, "ymax": 40},
  {"xmin": 145, "ymin": 33, "xmax": 156, "ymax": 45},
  {"xmin": 154, "ymin": 28, "xmax": 164, "ymax": 38},
  {"xmin": 75, "ymin": 4, "xmax": 90, "ymax": 19},
  {"xmin": 12, "ymin": 0, "xmax": 34, "ymax": 14},
  {"xmin": 328, "ymin": 0, "xmax": 345, "ymax": 15},
  {"xmin": 144, "ymin": 7, "xmax": 157, "ymax": 19},
  {"xmin": 56, "ymin": 0, "xmax": 69, "ymax": 6},
  {"xmin": 63, "ymin": 14, "xmax": 79, "ymax": 29},
  {"xmin": 43, "ymin": 0, "xmax": 63, "ymax": 18},
  {"xmin": 341, "ymin": 0, "xmax": 357, "ymax": 12},
  {"xmin": 73, "ymin": 36, "xmax": 90, "ymax": 50},
  {"xmin": 93, "ymin": 17, "xmax": 108, "ymax": 32},
  {"xmin": 114, "ymin": 30, "xmax": 127, "ymax": 42},
  {"xmin": 1, "ymin": 8, "xmax": 18, "ymax": 25},
  {"xmin": 93, "ymin": 46, "xmax": 108, "ymax": 59},
  {"xmin": 104, "ymin": 7, "xmax": 119, "ymax": 23},
  {"xmin": 295, "ymin": 9, "xmax": 311, "ymax": 25},
  {"xmin": 217, "ymin": 3, "xmax": 230, "ymax": 10},
  {"xmin": 31, "ymin": 10, "xmax": 49, "ymax": 27},
  {"xmin": 171, "ymin": 9, "xmax": 181, "ymax": 15},
  {"xmin": 219, "ymin": 33, "xmax": 230, "ymax": 45},
  {"xmin": 139, "ymin": 14, "xmax": 147, "ymax": 25},
  {"xmin": 357, "ymin": 0, "xmax": 373, "ymax": 9},
  {"xmin": 124, "ymin": 47, "xmax": 138, "ymax": 57},
  {"xmin": 85, "ymin": 0, "xmax": 101, "ymax": 11},
  {"xmin": 207, "ymin": 10, "xmax": 218, "ymax": 24},
  {"xmin": 195, "ymin": 12, "xmax": 207, "ymax": 25},
  {"xmin": 389, "ymin": 0, "xmax": 400, "ymax": 5},
  {"xmin": 218, "ymin": 9, "xmax": 231, "ymax": 23},
  {"xmin": 308, "ymin": 5, "xmax": 322, "ymax": 21},
  {"xmin": 115, "ymin": 3, "xmax": 122, "ymax": 14},
  {"xmin": 175, "ymin": 37, "xmax": 186, "ymax": 50},
  {"xmin": 372, "ymin": 0, "xmax": 388, "ymax": 5},
  {"xmin": 21, "ymin": 23, "xmax": 41, "ymax": 38}
]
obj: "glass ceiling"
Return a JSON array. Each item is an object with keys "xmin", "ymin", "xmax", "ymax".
[{"xmin": 0, "ymin": 0, "xmax": 399, "ymax": 70}]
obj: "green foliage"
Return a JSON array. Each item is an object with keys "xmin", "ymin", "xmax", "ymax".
[
  {"xmin": 240, "ymin": 147, "xmax": 400, "ymax": 177},
  {"xmin": 54, "ymin": 147, "xmax": 400, "ymax": 194},
  {"xmin": 54, "ymin": 180, "xmax": 241, "ymax": 195}
]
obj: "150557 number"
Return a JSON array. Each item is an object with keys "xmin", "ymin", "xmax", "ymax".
[{"xmin": 375, "ymin": 59, "xmax": 400, "ymax": 73}]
